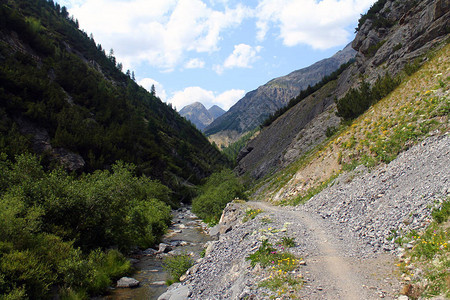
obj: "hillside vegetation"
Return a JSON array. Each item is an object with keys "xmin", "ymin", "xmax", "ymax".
[
  {"xmin": 0, "ymin": 155, "xmax": 173, "ymax": 298},
  {"xmin": 252, "ymin": 43, "xmax": 449, "ymax": 205},
  {"xmin": 0, "ymin": 0, "xmax": 228, "ymax": 198}
]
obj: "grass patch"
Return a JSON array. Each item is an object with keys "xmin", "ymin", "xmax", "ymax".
[
  {"xmin": 432, "ymin": 200, "xmax": 450, "ymax": 224},
  {"xmin": 284, "ymin": 174, "xmax": 339, "ymax": 206},
  {"xmin": 243, "ymin": 208, "xmax": 263, "ymax": 222},
  {"xmin": 396, "ymin": 198, "xmax": 450, "ymax": 299},
  {"xmin": 249, "ymin": 240, "xmax": 303, "ymax": 297},
  {"xmin": 279, "ymin": 236, "xmax": 296, "ymax": 248},
  {"xmin": 199, "ymin": 248, "xmax": 206, "ymax": 258},
  {"xmin": 261, "ymin": 216, "xmax": 273, "ymax": 224},
  {"xmin": 259, "ymin": 273, "xmax": 303, "ymax": 295}
]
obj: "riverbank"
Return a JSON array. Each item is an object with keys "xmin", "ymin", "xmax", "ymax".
[{"xmin": 105, "ymin": 206, "xmax": 212, "ymax": 300}]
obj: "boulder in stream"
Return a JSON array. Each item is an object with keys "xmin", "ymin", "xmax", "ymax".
[
  {"xmin": 158, "ymin": 243, "xmax": 172, "ymax": 253},
  {"xmin": 117, "ymin": 277, "xmax": 140, "ymax": 288}
]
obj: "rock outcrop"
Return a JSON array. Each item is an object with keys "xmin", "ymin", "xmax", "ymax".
[
  {"xmin": 117, "ymin": 277, "xmax": 140, "ymax": 288},
  {"xmin": 352, "ymin": 0, "xmax": 449, "ymax": 83},
  {"xmin": 15, "ymin": 117, "xmax": 85, "ymax": 171}
]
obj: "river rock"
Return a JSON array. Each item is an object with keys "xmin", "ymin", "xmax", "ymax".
[
  {"xmin": 209, "ymin": 224, "xmax": 220, "ymax": 237},
  {"xmin": 143, "ymin": 248, "xmax": 157, "ymax": 256},
  {"xmin": 117, "ymin": 277, "xmax": 140, "ymax": 288},
  {"xmin": 158, "ymin": 283, "xmax": 192, "ymax": 300},
  {"xmin": 158, "ymin": 243, "xmax": 172, "ymax": 253}
]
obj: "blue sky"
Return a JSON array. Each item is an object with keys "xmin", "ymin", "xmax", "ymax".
[{"xmin": 58, "ymin": 0, "xmax": 376, "ymax": 110}]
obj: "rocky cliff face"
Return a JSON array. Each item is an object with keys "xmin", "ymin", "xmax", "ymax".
[
  {"xmin": 204, "ymin": 44, "xmax": 356, "ymax": 140},
  {"xmin": 352, "ymin": 0, "xmax": 449, "ymax": 83},
  {"xmin": 236, "ymin": 0, "xmax": 449, "ymax": 180}
]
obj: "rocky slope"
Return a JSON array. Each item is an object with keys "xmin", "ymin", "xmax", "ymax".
[
  {"xmin": 179, "ymin": 102, "xmax": 225, "ymax": 131},
  {"xmin": 236, "ymin": 0, "xmax": 449, "ymax": 180},
  {"xmin": 159, "ymin": 134, "xmax": 449, "ymax": 300},
  {"xmin": 204, "ymin": 43, "xmax": 356, "ymax": 142}
]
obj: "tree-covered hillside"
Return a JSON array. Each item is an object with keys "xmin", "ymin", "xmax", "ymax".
[{"xmin": 0, "ymin": 0, "xmax": 228, "ymax": 199}]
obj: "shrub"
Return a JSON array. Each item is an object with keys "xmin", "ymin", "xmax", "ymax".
[
  {"xmin": 432, "ymin": 200, "xmax": 450, "ymax": 224},
  {"xmin": 192, "ymin": 169, "xmax": 245, "ymax": 224},
  {"xmin": 404, "ymin": 58, "xmax": 422, "ymax": 76},
  {"xmin": 367, "ymin": 40, "xmax": 386, "ymax": 57},
  {"xmin": 325, "ymin": 126, "xmax": 338, "ymax": 138},
  {"xmin": 162, "ymin": 254, "xmax": 193, "ymax": 285},
  {"xmin": 393, "ymin": 43, "xmax": 403, "ymax": 52},
  {"xmin": 0, "ymin": 154, "xmax": 170, "ymax": 298},
  {"xmin": 336, "ymin": 74, "xmax": 401, "ymax": 120}
]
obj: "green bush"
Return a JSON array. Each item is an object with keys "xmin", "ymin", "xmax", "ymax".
[
  {"xmin": 162, "ymin": 254, "xmax": 193, "ymax": 285},
  {"xmin": 192, "ymin": 169, "xmax": 245, "ymax": 224},
  {"xmin": 432, "ymin": 200, "xmax": 450, "ymax": 224},
  {"xmin": 325, "ymin": 126, "xmax": 338, "ymax": 138},
  {"xmin": 336, "ymin": 74, "xmax": 401, "ymax": 120},
  {"xmin": 0, "ymin": 153, "xmax": 172, "ymax": 298}
]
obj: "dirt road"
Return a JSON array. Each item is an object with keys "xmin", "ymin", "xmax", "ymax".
[{"xmin": 250, "ymin": 201, "xmax": 401, "ymax": 300}]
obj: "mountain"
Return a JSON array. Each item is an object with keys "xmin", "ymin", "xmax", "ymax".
[
  {"xmin": 236, "ymin": 0, "xmax": 449, "ymax": 181},
  {"xmin": 204, "ymin": 43, "xmax": 356, "ymax": 143},
  {"xmin": 179, "ymin": 103, "xmax": 226, "ymax": 131},
  {"xmin": 0, "ymin": 0, "xmax": 228, "ymax": 197},
  {"xmin": 179, "ymin": 102, "xmax": 214, "ymax": 130},
  {"xmin": 208, "ymin": 105, "xmax": 226, "ymax": 119}
]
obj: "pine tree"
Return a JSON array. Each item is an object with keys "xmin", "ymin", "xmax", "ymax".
[{"xmin": 150, "ymin": 84, "xmax": 156, "ymax": 96}]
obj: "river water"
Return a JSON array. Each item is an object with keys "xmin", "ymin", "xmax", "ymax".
[{"xmin": 103, "ymin": 206, "xmax": 212, "ymax": 300}]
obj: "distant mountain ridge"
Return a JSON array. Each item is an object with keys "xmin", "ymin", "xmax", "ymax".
[
  {"xmin": 179, "ymin": 102, "xmax": 225, "ymax": 131},
  {"xmin": 204, "ymin": 43, "xmax": 356, "ymax": 140}
]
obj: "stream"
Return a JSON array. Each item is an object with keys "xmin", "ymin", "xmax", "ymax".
[{"xmin": 103, "ymin": 206, "xmax": 212, "ymax": 300}]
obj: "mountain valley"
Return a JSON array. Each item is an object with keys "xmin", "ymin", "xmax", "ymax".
[{"xmin": 0, "ymin": 0, "xmax": 449, "ymax": 299}]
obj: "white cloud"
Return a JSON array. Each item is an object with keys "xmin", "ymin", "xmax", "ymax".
[
  {"xmin": 69, "ymin": 0, "xmax": 250, "ymax": 71},
  {"xmin": 168, "ymin": 87, "xmax": 244, "ymax": 111},
  {"xmin": 185, "ymin": 58, "xmax": 206, "ymax": 69},
  {"xmin": 256, "ymin": 0, "xmax": 376, "ymax": 49},
  {"xmin": 214, "ymin": 44, "xmax": 262, "ymax": 74},
  {"xmin": 214, "ymin": 89, "xmax": 245, "ymax": 110},
  {"xmin": 224, "ymin": 44, "xmax": 262, "ymax": 68},
  {"xmin": 138, "ymin": 78, "xmax": 167, "ymax": 101}
]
